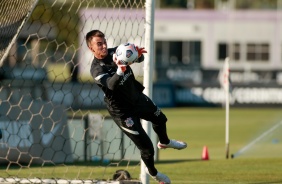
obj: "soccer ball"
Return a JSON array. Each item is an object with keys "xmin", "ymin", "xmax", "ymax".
[{"xmin": 115, "ymin": 43, "xmax": 138, "ymax": 65}]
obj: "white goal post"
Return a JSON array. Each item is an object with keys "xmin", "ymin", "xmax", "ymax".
[{"xmin": 141, "ymin": 0, "xmax": 155, "ymax": 183}]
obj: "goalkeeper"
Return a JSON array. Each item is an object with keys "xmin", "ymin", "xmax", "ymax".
[{"xmin": 86, "ymin": 30, "xmax": 187, "ymax": 184}]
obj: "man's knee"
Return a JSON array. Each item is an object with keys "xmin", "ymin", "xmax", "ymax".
[
  {"xmin": 160, "ymin": 114, "xmax": 167, "ymax": 124},
  {"xmin": 140, "ymin": 147, "xmax": 155, "ymax": 159},
  {"xmin": 152, "ymin": 113, "xmax": 167, "ymax": 127}
]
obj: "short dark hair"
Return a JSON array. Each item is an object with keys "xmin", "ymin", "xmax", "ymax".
[{"xmin": 85, "ymin": 30, "xmax": 105, "ymax": 47}]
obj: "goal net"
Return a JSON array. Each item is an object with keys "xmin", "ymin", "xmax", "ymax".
[
  {"xmin": 0, "ymin": 0, "xmax": 149, "ymax": 183},
  {"xmin": 0, "ymin": 0, "xmax": 38, "ymax": 66}
]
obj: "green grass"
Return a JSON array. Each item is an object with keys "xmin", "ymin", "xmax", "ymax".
[
  {"xmin": 159, "ymin": 107, "xmax": 282, "ymax": 160},
  {"xmin": 1, "ymin": 107, "xmax": 282, "ymax": 183},
  {"xmin": 154, "ymin": 158, "xmax": 282, "ymax": 183},
  {"xmin": 154, "ymin": 107, "xmax": 282, "ymax": 183}
]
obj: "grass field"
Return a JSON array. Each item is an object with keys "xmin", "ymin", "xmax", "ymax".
[
  {"xmin": 160, "ymin": 107, "xmax": 282, "ymax": 160},
  {"xmin": 1, "ymin": 107, "xmax": 282, "ymax": 183},
  {"xmin": 154, "ymin": 107, "xmax": 282, "ymax": 183}
]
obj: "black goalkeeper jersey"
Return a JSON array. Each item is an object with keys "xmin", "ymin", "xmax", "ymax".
[{"xmin": 90, "ymin": 47, "xmax": 145, "ymax": 109}]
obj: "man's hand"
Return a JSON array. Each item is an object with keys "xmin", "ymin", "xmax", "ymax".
[
  {"xmin": 113, "ymin": 53, "xmax": 127, "ymax": 75},
  {"xmin": 135, "ymin": 46, "xmax": 147, "ymax": 58}
]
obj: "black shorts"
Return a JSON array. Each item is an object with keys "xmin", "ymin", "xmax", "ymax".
[
  {"xmin": 106, "ymin": 93, "xmax": 167, "ymax": 156},
  {"xmin": 107, "ymin": 93, "xmax": 167, "ymax": 131}
]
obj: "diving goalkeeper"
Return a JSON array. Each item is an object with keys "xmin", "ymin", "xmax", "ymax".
[{"xmin": 86, "ymin": 30, "xmax": 187, "ymax": 184}]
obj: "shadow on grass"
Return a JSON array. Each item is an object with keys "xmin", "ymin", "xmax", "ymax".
[
  {"xmin": 155, "ymin": 158, "xmax": 203, "ymax": 164},
  {"xmin": 250, "ymin": 181, "xmax": 282, "ymax": 184},
  {"xmin": 0, "ymin": 159, "xmax": 203, "ymax": 170}
]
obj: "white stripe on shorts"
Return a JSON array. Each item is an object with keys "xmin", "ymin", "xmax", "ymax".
[{"xmin": 121, "ymin": 126, "xmax": 139, "ymax": 135}]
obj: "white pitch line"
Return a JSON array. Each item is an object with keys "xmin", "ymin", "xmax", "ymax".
[{"xmin": 233, "ymin": 120, "xmax": 282, "ymax": 158}]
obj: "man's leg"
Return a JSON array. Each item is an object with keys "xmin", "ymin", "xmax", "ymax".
[
  {"xmin": 116, "ymin": 116, "xmax": 171, "ymax": 183},
  {"xmin": 134, "ymin": 94, "xmax": 170, "ymax": 144},
  {"xmin": 111, "ymin": 115, "xmax": 158, "ymax": 176},
  {"xmin": 135, "ymin": 94, "xmax": 187, "ymax": 150}
]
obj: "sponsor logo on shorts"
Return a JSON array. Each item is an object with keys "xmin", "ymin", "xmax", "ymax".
[{"xmin": 125, "ymin": 117, "xmax": 134, "ymax": 127}]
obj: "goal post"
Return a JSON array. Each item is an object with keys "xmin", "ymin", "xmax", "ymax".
[
  {"xmin": 141, "ymin": 0, "xmax": 155, "ymax": 183},
  {"xmin": 0, "ymin": 0, "xmax": 156, "ymax": 183}
]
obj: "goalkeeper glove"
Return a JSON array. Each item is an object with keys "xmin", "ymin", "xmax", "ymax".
[
  {"xmin": 113, "ymin": 53, "xmax": 127, "ymax": 75},
  {"xmin": 135, "ymin": 46, "xmax": 147, "ymax": 58}
]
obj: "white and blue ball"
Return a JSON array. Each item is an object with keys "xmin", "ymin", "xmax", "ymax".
[{"xmin": 115, "ymin": 43, "xmax": 138, "ymax": 65}]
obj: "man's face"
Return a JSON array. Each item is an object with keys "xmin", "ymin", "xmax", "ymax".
[{"xmin": 88, "ymin": 36, "xmax": 108, "ymax": 59}]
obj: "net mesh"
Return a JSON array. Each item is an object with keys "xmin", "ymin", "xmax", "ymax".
[
  {"xmin": 0, "ymin": 0, "xmax": 146, "ymax": 183},
  {"xmin": 0, "ymin": 0, "xmax": 38, "ymax": 66}
]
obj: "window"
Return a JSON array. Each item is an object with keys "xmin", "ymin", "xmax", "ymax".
[
  {"xmin": 247, "ymin": 43, "xmax": 269, "ymax": 61},
  {"xmin": 218, "ymin": 43, "xmax": 228, "ymax": 60},
  {"xmin": 218, "ymin": 42, "xmax": 240, "ymax": 61},
  {"xmin": 169, "ymin": 41, "xmax": 182, "ymax": 64},
  {"xmin": 231, "ymin": 43, "xmax": 240, "ymax": 60},
  {"xmin": 183, "ymin": 41, "xmax": 201, "ymax": 65},
  {"xmin": 155, "ymin": 40, "xmax": 201, "ymax": 67}
]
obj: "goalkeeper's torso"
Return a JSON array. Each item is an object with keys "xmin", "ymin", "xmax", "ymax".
[{"xmin": 90, "ymin": 47, "xmax": 145, "ymax": 110}]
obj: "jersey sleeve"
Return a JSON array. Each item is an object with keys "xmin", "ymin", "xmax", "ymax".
[{"xmin": 90, "ymin": 62, "xmax": 121, "ymax": 91}]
